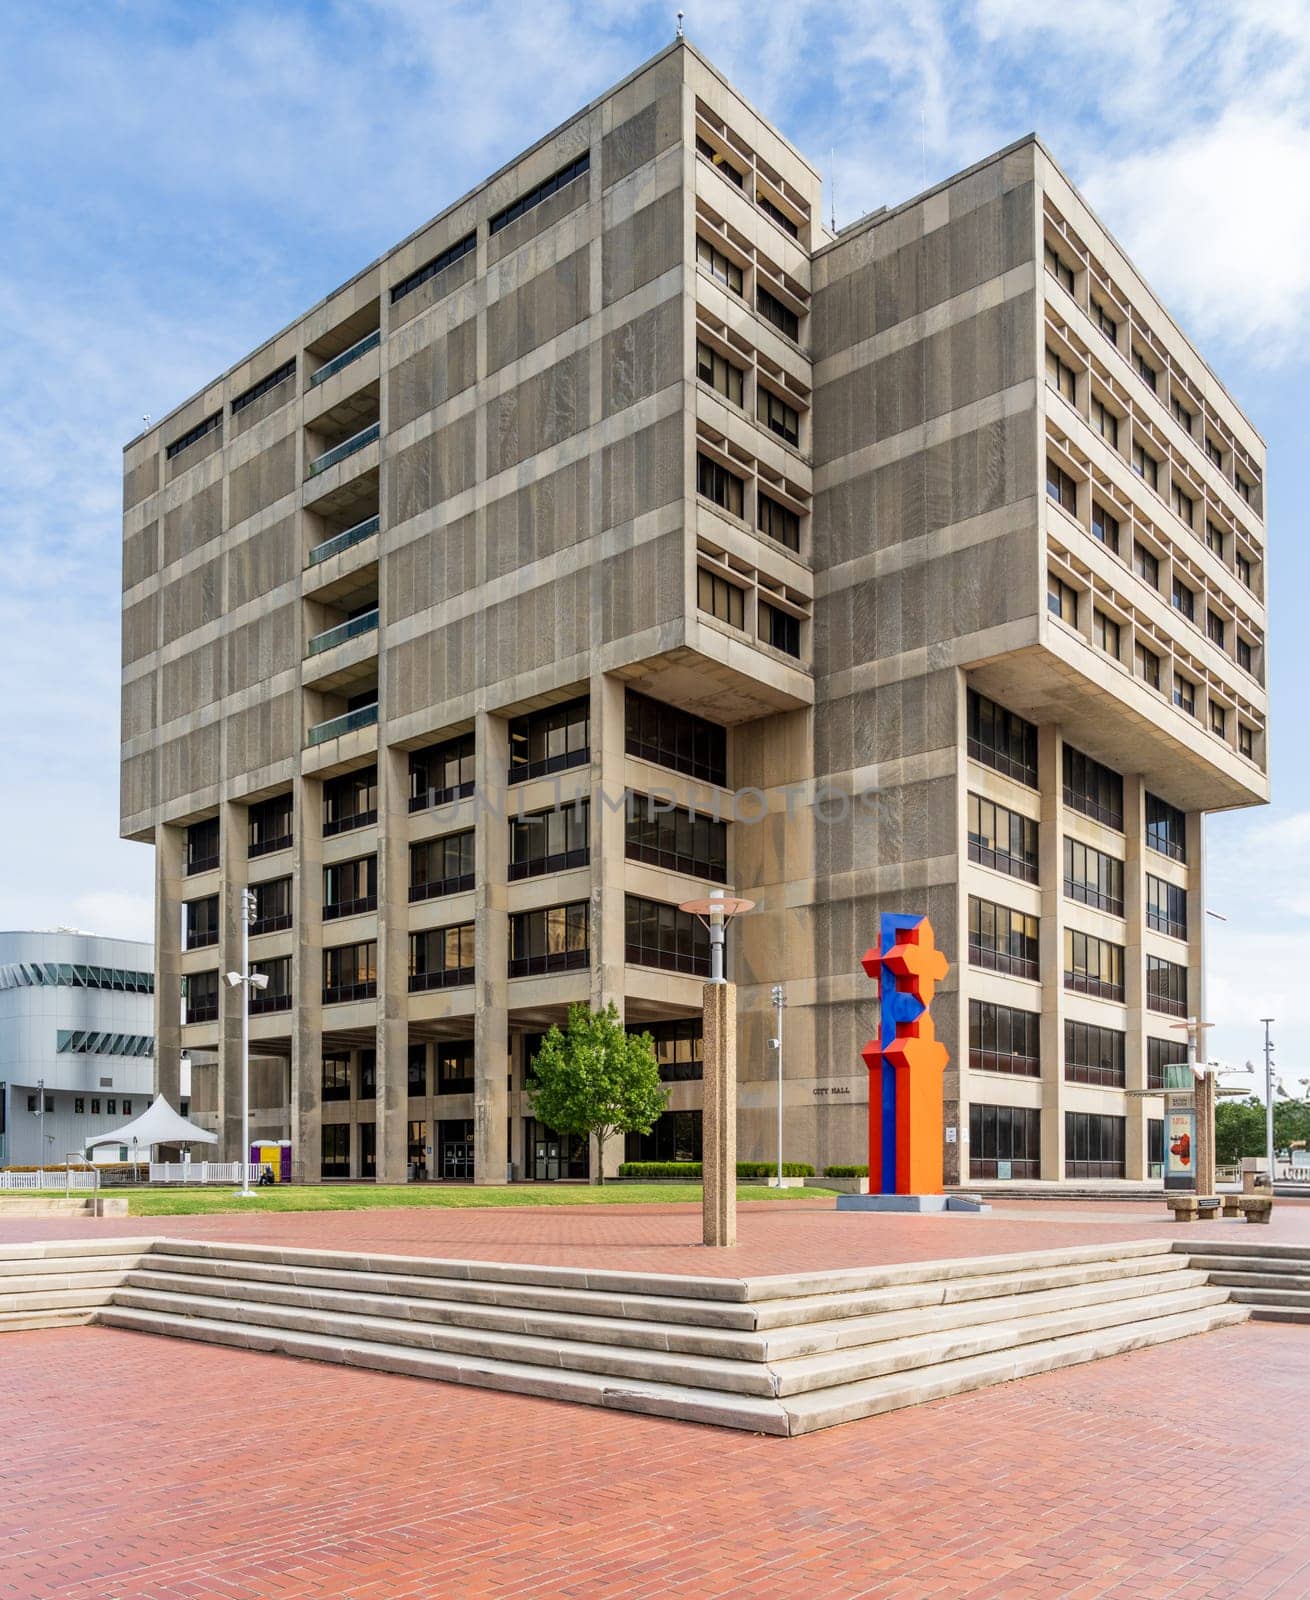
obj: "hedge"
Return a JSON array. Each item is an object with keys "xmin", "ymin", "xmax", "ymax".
[
  {"xmin": 823, "ymin": 1165, "xmax": 869, "ymax": 1178},
  {"xmin": 617, "ymin": 1161, "xmax": 814, "ymax": 1179}
]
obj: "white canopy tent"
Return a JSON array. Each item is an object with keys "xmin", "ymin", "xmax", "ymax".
[{"xmin": 84, "ymin": 1093, "xmax": 218, "ymax": 1157}]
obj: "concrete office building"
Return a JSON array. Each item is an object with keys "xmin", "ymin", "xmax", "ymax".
[
  {"xmin": 0, "ymin": 931, "xmax": 155, "ymax": 1167},
  {"xmin": 120, "ymin": 41, "xmax": 1269, "ymax": 1186}
]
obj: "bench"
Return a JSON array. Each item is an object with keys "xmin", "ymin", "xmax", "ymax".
[
  {"xmin": 1166, "ymin": 1195, "xmax": 1222, "ymax": 1222},
  {"xmin": 1221, "ymin": 1194, "xmax": 1274, "ymax": 1224}
]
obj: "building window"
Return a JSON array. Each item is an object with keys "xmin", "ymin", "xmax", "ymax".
[
  {"xmin": 967, "ymin": 689, "xmax": 1037, "ymax": 788},
  {"xmin": 1237, "ymin": 637, "xmax": 1253, "ymax": 674},
  {"xmin": 1135, "ymin": 642, "xmax": 1161, "ymax": 691},
  {"xmin": 1171, "ymin": 484, "xmax": 1194, "ymax": 528},
  {"xmin": 1206, "ymin": 610, "xmax": 1226, "ymax": 650},
  {"xmin": 323, "ymin": 855, "xmax": 378, "ymax": 920},
  {"xmin": 1064, "ymin": 929, "xmax": 1125, "ymax": 1001},
  {"xmin": 185, "ymin": 817, "xmax": 220, "ymax": 876},
  {"xmin": 91, "ymin": 1099, "xmax": 100, "ymax": 1115},
  {"xmin": 1065, "ymin": 1111, "xmax": 1125, "ymax": 1179},
  {"xmin": 409, "ymin": 924, "xmax": 475, "ymax": 991},
  {"xmin": 323, "ymin": 767, "xmax": 377, "ymax": 836},
  {"xmin": 1209, "ymin": 700, "xmax": 1227, "ymax": 739},
  {"xmin": 28, "ymin": 1094, "xmax": 53, "ymax": 1113},
  {"xmin": 1093, "ymin": 300, "xmax": 1118, "ymax": 343},
  {"xmin": 249, "ymin": 955, "xmax": 291, "ymax": 1014},
  {"xmin": 1145, "ymin": 794, "xmax": 1186, "ymax": 862},
  {"xmin": 1063, "ymin": 744, "xmax": 1124, "ymax": 830},
  {"xmin": 1171, "ymin": 395, "xmax": 1193, "ymax": 433},
  {"xmin": 1148, "ymin": 1036, "xmax": 1189, "ymax": 1091},
  {"xmin": 1170, "ymin": 576, "xmax": 1195, "ymax": 622},
  {"xmin": 696, "ymin": 453, "xmax": 745, "ymax": 518},
  {"xmin": 390, "ymin": 231, "xmax": 476, "ymax": 303},
  {"xmin": 758, "ymin": 494, "xmax": 801, "ymax": 551},
  {"xmin": 625, "ymin": 792, "xmax": 727, "ymax": 882},
  {"xmin": 1147, "ymin": 954, "xmax": 1188, "ymax": 1017},
  {"xmin": 509, "ymin": 800, "xmax": 589, "ymax": 880},
  {"xmin": 322, "ymin": 1055, "xmax": 351, "ymax": 1101},
  {"xmin": 321, "ymin": 1123, "xmax": 351, "ymax": 1179},
  {"xmin": 1047, "ymin": 574, "xmax": 1078, "ymax": 626},
  {"xmin": 106, "ymin": 1100, "xmax": 116, "ymax": 1116},
  {"xmin": 1239, "ymin": 723, "xmax": 1255, "ymax": 759},
  {"xmin": 1044, "ymin": 243, "xmax": 1074, "ymax": 294},
  {"xmin": 185, "ymin": 895, "xmax": 219, "ymax": 951},
  {"xmin": 759, "ymin": 601, "xmax": 801, "ymax": 658},
  {"xmin": 1205, "ymin": 521, "xmax": 1225, "ymax": 560},
  {"xmin": 1131, "ymin": 443, "xmax": 1159, "ymax": 490},
  {"xmin": 1064, "ymin": 1020, "xmax": 1126, "ymax": 1087},
  {"xmin": 968, "ymin": 896, "xmax": 1039, "ymax": 980},
  {"xmin": 625, "ymin": 690, "xmax": 726, "ymax": 786},
  {"xmin": 358, "ymin": 1050, "xmax": 376, "ymax": 1100},
  {"xmin": 166, "ymin": 412, "xmax": 221, "ymax": 460},
  {"xmin": 1091, "ymin": 502, "xmax": 1120, "ymax": 552},
  {"xmin": 1064, "ymin": 836, "xmax": 1124, "ymax": 916},
  {"xmin": 508, "ymin": 697, "xmax": 589, "ymax": 783},
  {"xmin": 436, "ymin": 1041, "xmax": 475, "ymax": 1095},
  {"xmin": 1173, "ymin": 675, "xmax": 1196, "ymax": 717},
  {"xmin": 1093, "ymin": 609, "xmax": 1121, "ymax": 658},
  {"xmin": 1235, "ymin": 470, "xmax": 1254, "ymax": 505},
  {"xmin": 247, "ymin": 793, "xmax": 293, "ymax": 858},
  {"xmin": 625, "ymin": 1108, "xmax": 704, "ymax": 1164},
  {"xmin": 696, "ymin": 236, "xmax": 744, "ymax": 295},
  {"xmin": 696, "ymin": 340, "xmax": 744, "ymax": 406},
  {"xmin": 488, "ymin": 151, "xmax": 590, "ymax": 235},
  {"xmin": 250, "ymin": 876, "xmax": 292, "ymax": 935},
  {"xmin": 1132, "ymin": 541, "xmax": 1159, "ymax": 589},
  {"xmin": 758, "ymin": 387, "xmax": 800, "ymax": 446},
  {"xmin": 122, "ymin": 1101, "xmax": 132, "ymax": 1116},
  {"xmin": 698, "ymin": 567, "xmax": 745, "ymax": 629},
  {"xmin": 969, "ymin": 1000, "xmax": 1040, "ymax": 1078},
  {"xmin": 184, "ymin": 969, "xmax": 219, "ymax": 1024},
  {"xmin": 757, "ymin": 190, "xmax": 800, "ymax": 237},
  {"xmin": 631, "ymin": 1018, "xmax": 704, "ymax": 1082},
  {"xmin": 322, "ymin": 941, "xmax": 376, "ymax": 1004},
  {"xmin": 967, "ymin": 794, "xmax": 1038, "ymax": 883},
  {"xmin": 410, "ymin": 831, "xmax": 476, "ymax": 900},
  {"xmin": 1046, "ymin": 458, "xmax": 1077, "ymax": 515},
  {"xmin": 1135, "ymin": 352, "xmax": 1157, "ymax": 392},
  {"xmin": 409, "ymin": 734, "xmax": 475, "ymax": 812},
  {"xmin": 1146, "ymin": 874, "xmax": 1187, "ymax": 939},
  {"xmin": 1236, "ymin": 551, "xmax": 1253, "ymax": 588},
  {"xmin": 624, "ymin": 896, "xmax": 711, "ymax": 978},
  {"xmin": 1091, "ymin": 401, "xmax": 1118, "ymax": 451},
  {"xmin": 695, "ymin": 134, "xmax": 744, "ymax": 187},
  {"xmin": 756, "ymin": 285, "xmax": 800, "ymax": 340},
  {"xmin": 408, "ymin": 1044, "xmax": 427, "ymax": 1097},
  {"xmin": 510, "ymin": 903, "xmax": 589, "ymax": 977},
  {"xmin": 970, "ymin": 1103, "xmax": 1041, "ymax": 1180},
  {"xmin": 1046, "ymin": 347, "xmax": 1076, "ymax": 403}
]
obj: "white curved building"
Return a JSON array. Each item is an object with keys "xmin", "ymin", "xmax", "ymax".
[{"xmin": 0, "ymin": 931, "xmax": 155, "ymax": 1166}]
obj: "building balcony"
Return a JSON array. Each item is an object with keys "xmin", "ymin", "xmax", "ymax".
[
  {"xmin": 308, "ymin": 608, "xmax": 378, "ymax": 656},
  {"xmin": 308, "ymin": 421, "xmax": 380, "ymax": 478},
  {"xmin": 308, "ymin": 514, "xmax": 380, "ymax": 567},
  {"xmin": 408, "ymin": 967, "xmax": 475, "ymax": 992},
  {"xmin": 324, "ymin": 895, "xmax": 378, "ymax": 921},
  {"xmin": 249, "ymin": 992, "xmax": 292, "ymax": 1016},
  {"xmin": 309, "ymin": 329, "xmax": 381, "ymax": 389},
  {"xmin": 509, "ymin": 948, "xmax": 589, "ymax": 979},
  {"xmin": 307, "ymin": 703, "xmax": 378, "ymax": 747},
  {"xmin": 322, "ymin": 980, "xmax": 377, "ymax": 1005}
]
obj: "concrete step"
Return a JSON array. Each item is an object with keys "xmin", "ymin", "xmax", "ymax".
[
  {"xmin": 780, "ymin": 1303, "xmax": 1249, "ymax": 1435},
  {"xmin": 0, "ymin": 1243, "xmax": 149, "ymax": 1278},
  {"xmin": 1227, "ymin": 1286, "xmax": 1310, "ymax": 1309},
  {"xmin": 1189, "ymin": 1254, "xmax": 1310, "ymax": 1279},
  {"xmin": 1205, "ymin": 1271, "xmax": 1310, "ymax": 1294},
  {"xmin": 1247, "ymin": 1307, "xmax": 1310, "ymax": 1325},
  {"xmin": 0, "ymin": 1307, "xmax": 100, "ymax": 1331},
  {"xmin": 1178, "ymin": 1240, "xmax": 1310, "ymax": 1263}
]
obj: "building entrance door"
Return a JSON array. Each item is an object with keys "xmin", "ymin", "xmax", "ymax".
[
  {"xmin": 524, "ymin": 1119, "xmax": 589, "ymax": 1181},
  {"xmin": 438, "ymin": 1118, "xmax": 474, "ymax": 1180},
  {"xmin": 407, "ymin": 1119, "xmax": 428, "ymax": 1182}
]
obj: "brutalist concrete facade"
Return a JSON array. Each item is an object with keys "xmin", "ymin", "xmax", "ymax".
[{"xmin": 121, "ymin": 41, "xmax": 1269, "ymax": 1185}]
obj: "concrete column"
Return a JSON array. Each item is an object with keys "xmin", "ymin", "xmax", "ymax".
[
  {"xmin": 153, "ymin": 823, "xmax": 185, "ymax": 1107},
  {"xmin": 1037, "ymin": 724, "xmax": 1064, "ymax": 1180},
  {"xmin": 375, "ymin": 744, "xmax": 409, "ymax": 1182},
  {"xmin": 1196, "ymin": 1066, "xmax": 1217, "ymax": 1197},
  {"xmin": 590, "ymin": 669, "xmax": 627, "ymax": 1180},
  {"xmin": 216, "ymin": 798, "xmax": 248, "ymax": 1161},
  {"xmin": 702, "ymin": 980, "xmax": 737, "ymax": 1247},
  {"xmin": 474, "ymin": 709, "xmax": 509, "ymax": 1185},
  {"xmin": 1123, "ymin": 774, "xmax": 1147, "ymax": 1179},
  {"xmin": 291, "ymin": 775, "xmax": 324, "ymax": 1183}
]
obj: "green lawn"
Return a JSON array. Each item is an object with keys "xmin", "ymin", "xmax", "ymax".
[{"xmin": 8, "ymin": 1182, "xmax": 834, "ymax": 1217}]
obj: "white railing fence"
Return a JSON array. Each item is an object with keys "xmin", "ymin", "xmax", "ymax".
[
  {"xmin": 0, "ymin": 1169, "xmax": 101, "ymax": 1191},
  {"xmin": 148, "ymin": 1161, "xmax": 264, "ymax": 1185}
]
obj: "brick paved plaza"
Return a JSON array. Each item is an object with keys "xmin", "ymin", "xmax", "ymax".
[{"xmin": 4, "ymin": 1199, "xmax": 1310, "ymax": 1597}]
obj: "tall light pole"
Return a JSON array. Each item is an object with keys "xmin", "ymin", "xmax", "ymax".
[
  {"xmin": 769, "ymin": 983, "xmax": 785, "ymax": 1185},
  {"xmin": 1261, "ymin": 1017, "xmax": 1276, "ymax": 1179},
  {"xmin": 224, "ymin": 887, "xmax": 268, "ymax": 1198}
]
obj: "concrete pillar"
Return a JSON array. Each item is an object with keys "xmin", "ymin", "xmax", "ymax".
[
  {"xmin": 1123, "ymin": 773, "xmax": 1147, "ymax": 1179},
  {"xmin": 375, "ymin": 744, "xmax": 409, "ymax": 1182},
  {"xmin": 702, "ymin": 980, "xmax": 737, "ymax": 1247},
  {"xmin": 474, "ymin": 709, "xmax": 509, "ymax": 1185},
  {"xmin": 590, "ymin": 669, "xmax": 626, "ymax": 1179},
  {"xmin": 216, "ymin": 798, "xmax": 248, "ymax": 1161},
  {"xmin": 1037, "ymin": 724, "xmax": 1064, "ymax": 1180},
  {"xmin": 291, "ymin": 775, "xmax": 324, "ymax": 1183},
  {"xmin": 153, "ymin": 823, "xmax": 185, "ymax": 1107},
  {"xmin": 1196, "ymin": 1066, "xmax": 1217, "ymax": 1197}
]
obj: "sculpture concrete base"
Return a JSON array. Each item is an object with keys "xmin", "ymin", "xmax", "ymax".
[{"xmin": 835, "ymin": 1193, "xmax": 991, "ymax": 1214}]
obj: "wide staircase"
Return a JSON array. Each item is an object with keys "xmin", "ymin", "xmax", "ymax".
[
  {"xmin": 1, "ymin": 1235, "xmax": 1249, "ymax": 1435},
  {"xmin": 1179, "ymin": 1237, "xmax": 1310, "ymax": 1325}
]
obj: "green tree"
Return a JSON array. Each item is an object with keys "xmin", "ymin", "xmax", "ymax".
[
  {"xmin": 527, "ymin": 1002, "xmax": 668, "ymax": 1185},
  {"xmin": 1274, "ymin": 1098, "xmax": 1310, "ymax": 1153},
  {"xmin": 1214, "ymin": 1098, "xmax": 1266, "ymax": 1165}
]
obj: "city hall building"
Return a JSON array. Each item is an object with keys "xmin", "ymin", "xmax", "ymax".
[{"xmin": 119, "ymin": 41, "xmax": 1269, "ymax": 1186}]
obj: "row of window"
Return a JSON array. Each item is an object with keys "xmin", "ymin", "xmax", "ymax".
[
  {"xmin": 696, "ymin": 339, "xmax": 803, "ymax": 447},
  {"xmin": 0, "ymin": 962, "xmax": 154, "ymax": 995},
  {"xmin": 967, "ymin": 690, "xmax": 1189, "ymax": 860},
  {"xmin": 970, "ymin": 1103, "xmax": 1146, "ymax": 1180},
  {"xmin": 694, "ymin": 125, "xmax": 807, "ymax": 243},
  {"xmin": 696, "ymin": 234, "xmax": 803, "ymax": 341},
  {"xmin": 970, "ymin": 1001, "xmax": 1186, "ymax": 1089},
  {"xmin": 29, "ymin": 1095, "xmax": 134, "ymax": 1117},
  {"xmin": 696, "ymin": 450, "xmax": 807, "ymax": 560},
  {"xmin": 696, "ymin": 562, "xmax": 803, "ymax": 658}
]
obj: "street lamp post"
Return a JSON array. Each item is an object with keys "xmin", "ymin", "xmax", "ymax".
[
  {"xmin": 769, "ymin": 983, "xmax": 785, "ymax": 1186},
  {"xmin": 224, "ymin": 887, "xmax": 268, "ymax": 1198},
  {"xmin": 1261, "ymin": 1018, "xmax": 1276, "ymax": 1181}
]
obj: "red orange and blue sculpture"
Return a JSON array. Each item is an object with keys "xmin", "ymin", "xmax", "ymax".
[{"xmin": 861, "ymin": 914, "xmax": 950, "ymax": 1195}]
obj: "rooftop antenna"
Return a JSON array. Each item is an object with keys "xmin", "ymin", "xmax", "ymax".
[
  {"xmin": 675, "ymin": 10, "xmax": 684, "ymax": 37},
  {"xmin": 141, "ymin": 413, "xmax": 151, "ymax": 429}
]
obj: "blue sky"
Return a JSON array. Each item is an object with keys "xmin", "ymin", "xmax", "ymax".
[{"xmin": 0, "ymin": 0, "xmax": 1306, "ymax": 1083}]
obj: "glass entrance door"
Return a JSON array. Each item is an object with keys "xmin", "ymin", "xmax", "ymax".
[
  {"xmin": 407, "ymin": 1119, "xmax": 428, "ymax": 1182},
  {"xmin": 438, "ymin": 1118, "xmax": 474, "ymax": 1181}
]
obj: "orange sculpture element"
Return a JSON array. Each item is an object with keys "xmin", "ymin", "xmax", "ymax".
[
  {"xmin": 884, "ymin": 1016, "xmax": 948, "ymax": 1195},
  {"xmin": 882, "ymin": 922, "xmax": 949, "ymax": 1004}
]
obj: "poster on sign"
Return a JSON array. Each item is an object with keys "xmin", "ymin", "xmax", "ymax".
[{"xmin": 1165, "ymin": 1109, "xmax": 1196, "ymax": 1192}]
